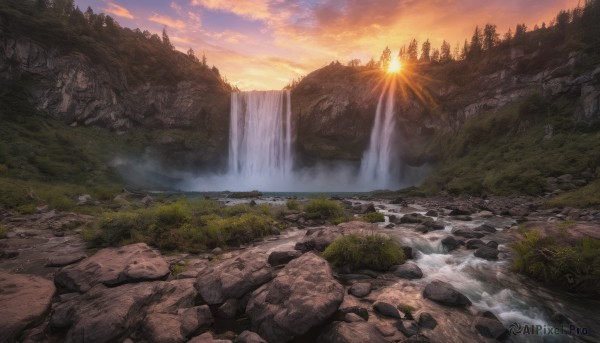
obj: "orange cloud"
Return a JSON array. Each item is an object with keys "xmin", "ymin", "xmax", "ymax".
[
  {"xmin": 149, "ymin": 14, "xmax": 186, "ymax": 31},
  {"xmin": 105, "ymin": 2, "xmax": 134, "ymax": 19},
  {"xmin": 190, "ymin": 0, "xmax": 271, "ymax": 20}
]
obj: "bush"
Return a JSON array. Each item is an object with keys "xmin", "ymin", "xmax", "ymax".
[
  {"xmin": 322, "ymin": 234, "xmax": 406, "ymax": 271},
  {"xmin": 513, "ymin": 230, "xmax": 600, "ymax": 297},
  {"xmin": 363, "ymin": 211, "xmax": 385, "ymax": 223},
  {"xmin": 0, "ymin": 225, "xmax": 7, "ymax": 238},
  {"xmin": 286, "ymin": 199, "xmax": 302, "ymax": 211},
  {"xmin": 306, "ymin": 197, "xmax": 346, "ymax": 222}
]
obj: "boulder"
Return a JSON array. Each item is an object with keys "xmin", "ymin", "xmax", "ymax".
[
  {"xmin": 216, "ymin": 298, "xmax": 239, "ymax": 319},
  {"xmin": 402, "ymin": 246, "xmax": 414, "ymax": 259},
  {"xmin": 317, "ymin": 321, "xmax": 389, "ymax": 343},
  {"xmin": 233, "ymin": 330, "xmax": 267, "ymax": 343},
  {"xmin": 423, "ymin": 280, "xmax": 472, "ymax": 307},
  {"xmin": 474, "ymin": 311, "xmax": 508, "ymax": 340},
  {"xmin": 195, "ymin": 249, "xmax": 273, "ymax": 305},
  {"xmin": 352, "ymin": 203, "xmax": 376, "ymax": 214},
  {"xmin": 246, "ymin": 252, "xmax": 344, "ymax": 343},
  {"xmin": 373, "ymin": 301, "xmax": 401, "ymax": 318},
  {"xmin": 452, "ymin": 229, "xmax": 484, "ymax": 239},
  {"xmin": 268, "ymin": 250, "xmax": 302, "ymax": 266},
  {"xmin": 390, "ymin": 262, "xmax": 423, "ymax": 279},
  {"xmin": 337, "ymin": 305, "xmax": 369, "ymax": 321},
  {"xmin": 474, "ymin": 246, "xmax": 499, "ymax": 260},
  {"xmin": 402, "ymin": 334, "xmax": 431, "ymax": 342},
  {"xmin": 486, "ymin": 241, "xmax": 499, "ymax": 249},
  {"xmin": 441, "ymin": 236, "xmax": 458, "ymax": 251},
  {"xmin": 452, "ymin": 215, "xmax": 473, "ymax": 221},
  {"xmin": 344, "ymin": 313, "xmax": 365, "ymax": 322},
  {"xmin": 348, "ymin": 282, "xmax": 371, "ymax": 298},
  {"xmin": 54, "ymin": 243, "xmax": 170, "ymax": 293},
  {"xmin": 397, "ymin": 320, "xmax": 419, "ymax": 337},
  {"xmin": 449, "ymin": 206, "xmax": 472, "ymax": 215},
  {"xmin": 0, "ymin": 272, "xmax": 56, "ymax": 342},
  {"xmin": 465, "ymin": 239, "xmax": 485, "ymax": 250},
  {"xmin": 399, "ymin": 213, "xmax": 429, "ymax": 224},
  {"xmin": 417, "ymin": 312, "xmax": 437, "ymax": 330},
  {"xmin": 189, "ymin": 332, "xmax": 232, "ymax": 343},
  {"xmin": 425, "ymin": 210, "xmax": 438, "ymax": 217},
  {"xmin": 45, "ymin": 254, "xmax": 87, "ymax": 267},
  {"xmin": 415, "ymin": 220, "xmax": 445, "ymax": 233},
  {"xmin": 474, "ymin": 224, "xmax": 496, "ymax": 233},
  {"xmin": 294, "ymin": 222, "xmax": 374, "ymax": 252}
]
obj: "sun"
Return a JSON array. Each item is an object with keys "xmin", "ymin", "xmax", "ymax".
[{"xmin": 387, "ymin": 58, "xmax": 402, "ymax": 74}]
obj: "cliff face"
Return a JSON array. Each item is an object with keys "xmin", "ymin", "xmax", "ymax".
[{"xmin": 0, "ymin": 31, "xmax": 231, "ymax": 170}]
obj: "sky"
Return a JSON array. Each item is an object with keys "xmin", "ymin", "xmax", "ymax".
[{"xmin": 75, "ymin": 0, "xmax": 580, "ymax": 90}]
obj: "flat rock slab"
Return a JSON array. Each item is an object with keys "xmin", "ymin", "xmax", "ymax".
[
  {"xmin": 423, "ymin": 280, "xmax": 472, "ymax": 307},
  {"xmin": 54, "ymin": 243, "xmax": 170, "ymax": 293},
  {"xmin": 0, "ymin": 271, "xmax": 56, "ymax": 342},
  {"xmin": 246, "ymin": 252, "xmax": 344, "ymax": 343},
  {"xmin": 46, "ymin": 254, "xmax": 87, "ymax": 267},
  {"xmin": 195, "ymin": 249, "xmax": 273, "ymax": 305},
  {"xmin": 318, "ymin": 321, "xmax": 389, "ymax": 343}
]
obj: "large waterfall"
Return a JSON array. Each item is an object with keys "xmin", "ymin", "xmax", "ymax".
[
  {"xmin": 228, "ymin": 90, "xmax": 293, "ymax": 186},
  {"xmin": 359, "ymin": 81, "xmax": 400, "ymax": 189}
]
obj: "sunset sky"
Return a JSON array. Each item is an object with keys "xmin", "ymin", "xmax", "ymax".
[{"xmin": 75, "ymin": 0, "xmax": 579, "ymax": 90}]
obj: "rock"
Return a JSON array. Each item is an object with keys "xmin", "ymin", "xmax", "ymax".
[
  {"xmin": 216, "ymin": 298, "xmax": 239, "ymax": 319},
  {"xmin": 343, "ymin": 313, "xmax": 365, "ymax": 322},
  {"xmin": 508, "ymin": 207, "xmax": 529, "ymax": 217},
  {"xmin": 415, "ymin": 220, "xmax": 445, "ymax": 233},
  {"xmin": 51, "ymin": 279, "xmax": 200, "ymax": 342},
  {"xmin": 141, "ymin": 195, "xmax": 154, "ymax": 206},
  {"xmin": 441, "ymin": 236, "xmax": 458, "ymax": 251},
  {"xmin": 390, "ymin": 262, "xmax": 423, "ymax": 279},
  {"xmin": 54, "ymin": 243, "xmax": 170, "ymax": 293},
  {"xmin": 452, "ymin": 215, "xmax": 473, "ymax": 221},
  {"xmin": 449, "ymin": 206, "xmax": 472, "ymax": 215},
  {"xmin": 268, "ymin": 250, "xmax": 302, "ymax": 266},
  {"xmin": 417, "ymin": 312, "xmax": 437, "ymax": 329},
  {"xmin": 348, "ymin": 282, "xmax": 371, "ymax": 298},
  {"xmin": 0, "ymin": 249, "xmax": 19, "ymax": 259},
  {"xmin": 425, "ymin": 210, "xmax": 438, "ymax": 217},
  {"xmin": 352, "ymin": 203, "xmax": 376, "ymax": 214},
  {"xmin": 337, "ymin": 305, "xmax": 369, "ymax": 321},
  {"xmin": 45, "ymin": 254, "xmax": 87, "ymax": 267},
  {"xmin": 557, "ymin": 174, "xmax": 573, "ymax": 183},
  {"xmin": 211, "ymin": 247, "xmax": 223, "ymax": 255},
  {"xmin": 0, "ymin": 272, "xmax": 56, "ymax": 342},
  {"xmin": 402, "ymin": 246, "xmax": 413, "ymax": 259},
  {"xmin": 397, "ymin": 320, "xmax": 419, "ymax": 337},
  {"xmin": 452, "ymin": 229, "xmax": 484, "ymax": 239},
  {"xmin": 189, "ymin": 332, "xmax": 232, "ymax": 343},
  {"xmin": 77, "ymin": 194, "xmax": 92, "ymax": 205},
  {"xmin": 474, "ymin": 224, "xmax": 496, "ymax": 233},
  {"xmin": 390, "ymin": 197, "xmax": 405, "ymax": 205},
  {"xmin": 246, "ymin": 252, "xmax": 344, "ymax": 343},
  {"xmin": 423, "ymin": 280, "xmax": 472, "ymax": 307},
  {"xmin": 373, "ymin": 301, "xmax": 401, "ymax": 318},
  {"xmin": 233, "ymin": 330, "xmax": 267, "ymax": 343},
  {"xmin": 399, "ymin": 213, "xmax": 429, "ymax": 224},
  {"xmin": 318, "ymin": 322, "xmax": 389, "ymax": 343},
  {"xmin": 195, "ymin": 250, "xmax": 273, "ymax": 305},
  {"xmin": 402, "ymin": 334, "xmax": 431, "ymax": 342},
  {"xmin": 478, "ymin": 211, "xmax": 494, "ymax": 218},
  {"xmin": 465, "ymin": 239, "xmax": 485, "ymax": 250},
  {"xmin": 474, "ymin": 311, "xmax": 508, "ymax": 340},
  {"xmin": 295, "ymin": 221, "xmax": 374, "ymax": 252},
  {"xmin": 474, "ymin": 246, "xmax": 499, "ymax": 260},
  {"xmin": 486, "ymin": 241, "xmax": 499, "ymax": 249},
  {"xmin": 143, "ymin": 312, "xmax": 186, "ymax": 342}
]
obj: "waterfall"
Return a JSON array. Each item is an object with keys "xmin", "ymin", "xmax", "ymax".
[
  {"xmin": 228, "ymin": 90, "xmax": 293, "ymax": 186},
  {"xmin": 359, "ymin": 81, "xmax": 399, "ymax": 189}
]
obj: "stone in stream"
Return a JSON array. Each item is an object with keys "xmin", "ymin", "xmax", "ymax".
[
  {"xmin": 397, "ymin": 320, "xmax": 419, "ymax": 337},
  {"xmin": 267, "ymin": 250, "xmax": 302, "ymax": 266},
  {"xmin": 423, "ymin": 280, "xmax": 472, "ymax": 307},
  {"xmin": 474, "ymin": 246, "xmax": 500, "ymax": 260},
  {"xmin": 352, "ymin": 202, "xmax": 376, "ymax": 214},
  {"xmin": 452, "ymin": 215, "xmax": 473, "ymax": 221},
  {"xmin": 441, "ymin": 236, "xmax": 458, "ymax": 251},
  {"xmin": 452, "ymin": 228, "xmax": 484, "ymax": 239},
  {"xmin": 402, "ymin": 246, "xmax": 414, "ymax": 259},
  {"xmin": 373, "ymin": 301, "xmax": 401, "ymax": 318},
  {"xmin": 0, "ymin": 272, "xmax": 56, "ymax": 342},
  {"xmin": 399, "ymin": 213, "xmax": 430, "ymax": 224},
  {"xmin": 418, "ymin": 312, "xmax": 437, "ymax": 329},
  {"xmin": 465, "ymin": 239, "xmax": 485, "ymax": 250},
  {"xmin": 415, "ymin": 220, "xmax": 445, "ymax": 233},
  {"xmin": 195, "ymin": 249, "xmax": 273, "ymax": 305},
  {"xmin": 425, "ymin": 210, "xmax": 438, "ymax": 217},
  {"xmin": 474, "ymin": 311, "xmax": 509, "ymax": 340},
  {"xmin": 54, "ymin": 242, "xmax": 170, "ymax": 293},
  {"xmin": 474, "ymin": 223, "xmax": 497, "ymax": 233},
  {"xmin": 348, "ymin": 282, "xmax": 371, "ymax": 298},
  {"xmin": 233, "ymin": 330, "xmax": 267, "ymax": 343},
  {"xmin": 449, "ymin": 206, "xmax": 473, "ymax": 215},
  {"xmin": 246, "ymin": 252, "xmax": 344, "ymax": 343},
  {"xmin": 337, "ymin": 305, "xmax": 369, "ymax": 321},
  {"xmin": 390, "ymin": 262, "xmax": 423, "ymax": 279},
  {"xmin": 486, "ymin": 241, "xmax": 499, "ymax": 249},
  {"xmin": 317, "ymin": 321, "xmax": 389, "ymax": 343}
]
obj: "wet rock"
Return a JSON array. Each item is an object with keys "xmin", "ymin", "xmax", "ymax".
[
  {"xmin": 352, "ymin": 203, "xmax": 376, "ymax": 214},
  {"xmin": 508, "ymin": 207, "xmax": 529, "ymax": 217},
  {"xmin": 0, "ymin": 272, "xmax": 55, "ymax": 342},
  {"xmin": 318, "ymin": 321, "xmax": 389, "ymax": 343},
  {"xmin": 268, "ymin": 250, "xmax": 302, "ymax": 267},
  {"xmin": 348, "ymin": 282, "xmax": 371, "ymax": 298},
  {"xmin": 425, "ymin": 210, "xmax": 438, "ymax": 217},
  {"xmin": 397, "ymin": 320, "xmax": 418, "ymax": 337},
  {"xmin": 417, "ymin": 312, "xmax": 437, "ymax": 330},
  {"xmin": 465, "ymin": 239, "xmax": 485, "ymax": 250},
  {"xmin": 195, "ymin": 250, "xmax": 273, "ymax": 305},
  {"xmin": 189, "ymin": 332, "xmax": 232, "ymax": 343},
  {"xmin": 402, "ymin": 334, "xmax": 431, "ymax": 342},
  {"xmin": 452, "ymin": 215, "xmax": 473, "ymax": 221},
  {"xmin": 216, "ymin": 298, "xmax": 239, "ymax": 319},
  {"xmin": 441, "ymin": 236, "xmax": 458, "ymax": 251},
  {"xmin": 390, "ymin": 262, "xmax": 423, "ymax": 279},
  {"xmin": 452, "ymin": 229, "xmax": 484, "ymax": 239},
  {"xmin": 45, "ymin": 254, "xmax": 87, "ymax": 267},
  {"xmin": 246, "ymin": 252, "xmax": 344, "ymax": 343},
  {"xmin": 402, "ymin": 246, "xmax": 413, "ymax": 259},
  {"xmin": 415, "ymin": 220, "xmax": 445, "ymax": 233},
  {"xmin": 474, "ymin": 224, "xmax": 496, "ymax": 233},
  {"xmin": 373, "ymin": 301, "xmax": 401, "ymax": 318},
  {"xmin": 474, "ymin": 311, "xmax": 508, "ymax": 340},
  {"xmin": 486, "ymin": 241, "xmax": 499, "ymax": 249},
  {"xmin": 0, "ymin": 249, "xmax": 19, "ymax": 259},
  {"xmin": 449, "ymin": 206, "xmax": 473, "ymax": 215},
  {"xmin": 390, "ymin": 197, "xmax": 406, "ymax": 205},
  {"xmin": 54, "ymin": 243, "xmax": 170, "ymax": 293},
  {"xmin": 400, "ymin": 213, "xmax": 430, "ymax": 224},
  {"xmin": 344, "ymin": 313, "xmax": 365, "ymax": 322},
  {"xmin": 233, "ymin": 330, "xmax": 267, "ymax": 343},
  {"xmin": 337, "ymin": 305, "xmax": 369, "ymax": 321},
  {"xmin": 474, "ymin": 246, "xmax": 499, "ymax": 260},
  {"xmin": 423, "ymin": 280, "xmax": 472, "ymax": 307},
  {"xmin": 478, "ymin": 211, "xmax": 494, "ymax": 218}
]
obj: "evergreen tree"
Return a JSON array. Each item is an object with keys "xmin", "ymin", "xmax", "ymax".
[
  {"xmin": 468, "ymin": 26, "xmax": 483, "ymax": 58},
  {"xmin": 379, "ymin": 46, "xmax": 392, "ymax": 70},
  {"xmin": 504, "ymin": 27, "xmax": 513, "ymax": 42},
  {"xmin": 431, "ymin": 48, "xmax": 440, "ymax": 62},
  {"xmin": 440, "ymin": 40, "xmax": 451, "ymax": 62},
  {"xmin": 201, "ymin": 53, "xmax": 207, "ymax": 67},
  {"xmin": 460, "ymin": 39, "xmax": 469, "ymax": 60},
  {"xmin": 420, "ymin": 39, "xmax": 431, "ymax": 62},
  {"xmin": 483, "ymin": 24, "xmax": 499, "ymax": 51},
  {"xmin": 162, "ymin": 27, "xmax": 174, "ymax": 50},
  {"xmin": 407, "ymin": 39, "xmax": 418, "ymax": 62}
]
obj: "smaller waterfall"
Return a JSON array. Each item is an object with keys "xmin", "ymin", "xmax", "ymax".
[
  {"xmin": 228, "ymin": 90, "xmax": 293, "ymax": 186},
  {"xmin": 359, "ymin": 81, "xmax": 399, "ymax": 189}
]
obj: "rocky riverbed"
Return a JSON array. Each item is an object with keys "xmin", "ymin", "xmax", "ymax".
[{"xmin": 1, "ymin": 195, "xmax": 599, "ymax": 343}]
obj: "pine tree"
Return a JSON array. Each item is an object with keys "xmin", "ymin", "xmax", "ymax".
[
  {"xmin": 483, "ymin": 24, "xmax": 499, "ymax": 51},
  {"xmin": 461, "ymin": 39, "xmax": 469, "ymax": 60},
  {"xmin": 379, "ymin": 46, "xmax": 392, "ymax": 70},
  {"xmin": 468, "ymin": 26, "xmax": 483, "ymax": 58},
  {"xmin": 440, "ymin": 40, "xmax": 451, "ymax": 62},
  {"xmin": 407, "ymin": 39, "xmax": 418, "ymax": 62},
  {"xmin": 420, "ymin": 39, "xmax": 431, "ymax": 62},
  {"xmin": 162, "ymin": 27, "xmax": 174, "ymax": 50}
]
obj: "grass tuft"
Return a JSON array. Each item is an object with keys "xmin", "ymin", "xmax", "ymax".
[{"xmin": 322, "ymin": 234, "xmax": 405, "ymax": 271}]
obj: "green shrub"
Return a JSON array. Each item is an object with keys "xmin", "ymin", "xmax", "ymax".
[
  {"xmin": 0, "ymin": 225, "xmax": 7, "ymax": 238},
  {"xmin": 306, "ymin": 197, "xmax": 346, "ymax": 222},
  {"xmin": 322, "ymin": 234, "xmax": 406, "ymax": 271},
  {"xmin": 286, "ymin": 199, "xmax": 302, "ymax": 211},
  {"xmin": 363, "ymin": 211, "xmax": 385, "ymax": 223},
  {"xmin": 513, "ymin": 230, "xmax": 600, "ymax": 296}
]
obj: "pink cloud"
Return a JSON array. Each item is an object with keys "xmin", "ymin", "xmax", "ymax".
[
  {"xmin": 148, "ymin": 14, "xmax": 186, "ymax": 31},
  {"xmin": 105, "ymin": 2, "xmax": 134, "ymax": 19}
]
